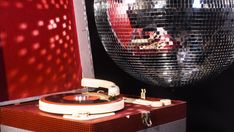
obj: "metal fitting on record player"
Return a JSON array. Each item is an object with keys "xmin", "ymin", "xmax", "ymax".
[
  {"xmin": 141, "ymin": 89, "xmax": 146, "ymax": 100},
  {"xmin": 141, "ymin": 111, "xmax": 152, "ymax": 127}
]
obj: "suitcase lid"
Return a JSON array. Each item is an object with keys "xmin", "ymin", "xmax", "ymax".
[{"xmin": 0, "ymin": 0, "xmax": 94, "ymax": 105}]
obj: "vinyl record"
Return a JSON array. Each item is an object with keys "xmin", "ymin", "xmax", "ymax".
[
  {"xmin": 43, "ymin": 93, "xmax": 109, "ymax": 105},
  {"xmin": 39, "ymin": 92, "xmax": 124, "ymax": 115}
]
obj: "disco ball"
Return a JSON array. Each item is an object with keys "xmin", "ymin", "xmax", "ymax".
[{"xmin": 94, "ymin": 0, "xmax": 234, "ymax": 87}]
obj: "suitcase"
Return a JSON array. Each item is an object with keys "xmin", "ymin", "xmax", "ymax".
[{"xmin": 0, "ymin": 97, "xmax": 186, "ymax": 132}]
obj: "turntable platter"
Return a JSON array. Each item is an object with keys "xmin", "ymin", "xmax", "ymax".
[{"xmin": 39, "ymin": 92, "xmax": 124, "ymax": 115}]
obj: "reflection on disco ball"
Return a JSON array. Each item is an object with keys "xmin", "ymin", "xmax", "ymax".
[{"xmin": 94, "ymin": 0, "xmax": 234, "ymax": 87}]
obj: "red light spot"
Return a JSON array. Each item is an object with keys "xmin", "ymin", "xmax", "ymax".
[
  {"xmin": 19, "ymin": 75, "xmax": 28, "ymax": 83},
  {"xmin": 67, "ymin": 82, "xmax": 72, "ymax": 88},
  {"xmin": 63, "ymin": 15, "xmax": 67, "ymax": 20},
  {"xmin": 19, "ymin": 23, "xmax": 28, "ymax": 30},
  {"xmin": 55, "ymin": 4, "xmax": 60, "ymax": 9},
  {"xmin": 40, "ymin": 49, "xmax": 47, "ymax": 55},
  {"xmin": 0, "ymin": 32, "xmax": 7, "ymax": 39},
  {"xmin": 18, "ymin": 48, "xmax": 28, "ymax": 56},
  {"xmin": 42, "ymin": 88, "xmax": 49, "ymax": 94},
  {"xmin": 60, "ymin": 0, "xmax": 64, "ymax": 4},
  {"xmin": 68, "ymin": 58, "xmax": 72, "ymax": 64},
  {"xmin": 52, "ymin": 86, "xmax": 58, "ymax": 91},
  {"xmin": 15, "ymin": 35, "xmax": 25, "ymax": 43},
  {"xmin": 41, "ymin": 0, "xmax": 47, "ymax": 4},
  {"xmin": 73, "ymin": 74, "xmax": 77, "ymax": 79},
  {"xmin": 21, "ymin": 93, "xmax": 29, "ymax": 98},
  {"xmin": 50, "ymin": 19, "xmax": 55, "ymax": 24},
  {"xmin": 63, "ymin": 23, "xmax": 66, "ymax": 28},
  {"xmin": 59, "ymin": 39, "xmax": 63, "ymax": 44},
  {"xmin": 49, "ymin": 37, "xmax": 55, "ymax": 43},
  {"xmin": 68, "ymin": 25, "xmax": 72, "ymax": 30},
  {"xmin": 0, "ymin": 1, "xmax": 9, "ymax": 7},
  {"xmin": 37, "ymin": 63, "xmax": 44, "ymax": 70},
  {"xmin": 44, "ymin": 4, "xmax": 49, "ymax": 9},
  {"xmin": 62, "ymin": 31, "xmax": 66, "ymax": 36},
  {"xmin": 46, "ymin": 67, "xmax": 52, "ymax": 74},
  {"xmin": 52, "ymin": 75, "xmax": 57, "ymax": 81},
  {"xmin": 50, "ymin": 43, "xmax": 55, "ymax": 49},
  {"xmin": 51, "ymin": 0, "xmax": 55, "ymax": 4},
  {"xmin": 59, "ymin": 65, "xmax": 64, "ymax": 72},
  {"xmin": 56, "ymin": 58, "xmax": 61, "ymax": 64},
  {"xmin": 37, "ymin": 76, "xmax": 43, "ymax": 83},
  {"xmin": 56, "ymin": 49, "xmax": 61, "ymax": 55},
  {"xmin": 66, "ymin": 35, "xmax": 70, "ymax": 40},
  {"xmin": 28, "ymin": 57, "xmax": 36, "ymax": 64},
  {"xmin": 32, "ymin": 30, "xmax": 39, "ymax": 36},
  {"xmin": 48, "ymin": 25, "xmax": 53, "ymax": 30},
  {"xmin": 70, "ymin": 39, "xmax": 74, "ymax": 44},
  {"xmin": 0, "ymin": 32, "xmax": 7, "ymax": 46},
  {"xmin": 36, "ymin": 4, "xmax": 43, "ymax": 9},
  {"xmin": 8, "ymin": 84, "xmax": 17, "ymax": 93},
  {"xmin": 8, "ymin": 69, "xmax": 19, "ymax": 79},
  {"xmin": 32, "ymin": 42, "xmax": 40, "ymax": 50},
  {"xmin": 52, "ymin": 23, "xmax": 57, "ymax": 29},
  {"xmin": 47, "ymin": 55, "xmax": 52, "ymax": 61},
  {"xmin": 62, "ymin": 73, "xmax": 66, "ymax": 78},
  {"xmin": 15, "ymin": 2, "xmax": 24, "ymax": 8},
  {"xmin": 63, "ymin": 53, "xmax": 68, "ymax": 58},
  {"xmin": 55, "ymin": 17, "xmax": 60, "ymax": 22},
  {"xmin": 70, "ymin": 47, "xmax": 74, "ymax": 52},
  {"xmin": 64, "ymin": 43, "xmax": 68, "ymax": 48},
  {"xmin": 55, "ymin": 35, "xmax": 59, "ymax": 40},
  {"xmin": 38, "ymin": 20, "xmax": 44, "ymax": 26}
]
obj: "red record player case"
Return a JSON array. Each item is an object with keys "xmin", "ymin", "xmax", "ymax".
[
  {"xmin": 0, "ymin": 0, "xmax": 186, "ymax": 132},
  {"xmin": 0, "ymin": 98, "xmax": 186, "ymax": 132}
]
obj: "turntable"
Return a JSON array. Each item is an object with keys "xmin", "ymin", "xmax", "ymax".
[{"xmin": 39, "ymin": 78, "xmax": 125, "ymax": 120}]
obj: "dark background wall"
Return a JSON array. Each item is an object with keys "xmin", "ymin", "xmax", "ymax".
[
  {"xmin": 86, "ymin": 1, "xmax": 234, "ymax": 132},
  {"xmin": 0, "ymin": 46, "xmax": 8, "ymax": 101}
]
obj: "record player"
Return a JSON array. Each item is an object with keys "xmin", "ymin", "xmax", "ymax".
[
  {"xmin": 39, "ymin": 78, "xmax": 125, "ymax": 120},
  {"xmin": 0, "ymin": 0, "xmax": 186, "ymax": 132}
]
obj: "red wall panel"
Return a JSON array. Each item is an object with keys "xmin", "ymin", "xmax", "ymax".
[{"xmin": 0, "ymin": 0, "xmax": 82, "ymax": 102}]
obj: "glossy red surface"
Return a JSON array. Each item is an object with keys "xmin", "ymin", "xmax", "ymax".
[
  {"xmin": 0, "ymin": 0, "xmax": 82, "ymax": 102},
  {"xmin": 107, "ymin": 0, "xmax": 133, "ymax": 47}
]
